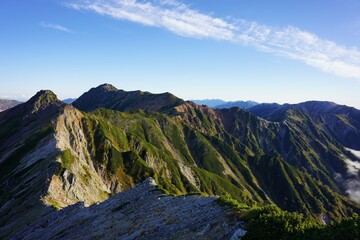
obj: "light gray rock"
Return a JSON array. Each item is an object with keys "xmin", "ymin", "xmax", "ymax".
[
  {"xmin": 11, "ymin": 178, "xmax": 245, "ymax": 240},
  {"xmin": 230, "ymin": 228, "xmax": 247, "ymax": 240}
]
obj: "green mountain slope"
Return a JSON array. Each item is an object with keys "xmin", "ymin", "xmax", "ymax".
[
  {"xmin": 72, "ymin": 84, "xmax": 359, "ymax": 217},
  {"xmin": 248, "ymin": 101, "xmax": 360, "ymax": 150}
]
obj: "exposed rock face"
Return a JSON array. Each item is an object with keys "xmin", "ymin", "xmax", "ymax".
[
  {"xmin": 43, "ymin": 105, "xmax": 111, "ymax": 208},
  {"xmin": 12, "ymin": 178, "xmax": 243, "ymax": 240}
]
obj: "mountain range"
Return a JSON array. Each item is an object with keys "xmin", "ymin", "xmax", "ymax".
[
  {"xmin": 1, "ymin": 84, "xmax": 359, "ymax": 239},
  {"xmin": 191, "ymin": 99, "xmax": 227, "ymax": 108},
  {"xmin": 62, "ymin": 98, "xmax": 76, "ymax": 104},
  {"xmin": 0, "ymin": 99, "xmax": 21, "ymax": 112},
  {"xmin": 214, "ymin": 100, "xmax": 259, "ymax": 109},
  {"xmin": 192, "ymin": 99, "xmax": 259, "ymax": 109}
]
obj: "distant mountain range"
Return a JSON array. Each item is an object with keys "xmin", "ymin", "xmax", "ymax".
[
  {"xmin": 215, "ymin": 100, "xmax": 259, "ymax": 109},
  {"xmin": 190, "ymin": 99, "xmax": 227, "ymax": 107},
  {"xmin": 62, "ymin": 98, "xmax": 76, "ymax": 104},
  {"xmin": 1, "ymin": 84, "xmax": 359, "ymax": 239},
  {"xmin": 0, "ymin": 99, "xmax": 21, "ymax": 111},
  {"xmin": 192, "ymin": 99, "xmax": 259, "ymax": 109}
]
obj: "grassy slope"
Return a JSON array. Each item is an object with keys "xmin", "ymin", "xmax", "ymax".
[
  {"xmin": 70, "ymin": 107, "xmax": 359, "ymax": 219},
  {"xmin": 75, "ymin": 109, "xmax": 266, "ymax": 204},
  {"xmin": 71, "ymin": 86, "xmax": 360, "ymax": 219}
]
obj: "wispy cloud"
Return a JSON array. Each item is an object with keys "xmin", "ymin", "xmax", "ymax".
[
  {"xmin": 67, "ymin": 0, "xmax": 360, "ymax": 79},
  {"xmin": 40, "ymin": 22, "xmax": 72, "ymax": 33},
  {"xmin": 339, "ymin": 150, "xmax": 360, "ymax": 203}
]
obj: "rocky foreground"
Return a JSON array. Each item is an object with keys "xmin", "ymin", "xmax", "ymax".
[{"xmin": 11, "ymin": 178, "xmax": 245, "ymax": 240}]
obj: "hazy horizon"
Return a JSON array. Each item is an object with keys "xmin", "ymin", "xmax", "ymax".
[{"xmin": 2, "ymin": 83, "xmax": 360, "ymax": 110}]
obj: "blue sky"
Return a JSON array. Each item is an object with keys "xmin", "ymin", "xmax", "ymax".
[{"xmin": 1, "ymin": 0, "xmax": 360, "ymax": 108}]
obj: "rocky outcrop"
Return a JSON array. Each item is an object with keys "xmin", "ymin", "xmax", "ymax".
[
  {"xmin": 12, "ymin": 178, "xmax": 244, "ymax": 240},
  {"xmin": 27, "ymin": 90, "xmax": 62, "ymax": 114},
  {"xmin": 43, "ymin": 105, "xmax": 111, "ymax": 208}
]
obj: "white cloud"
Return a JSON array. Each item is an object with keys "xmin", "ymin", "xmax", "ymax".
[
  {"xmin": 345, "ymin": 158, "xmax": 360, "ymax": 176},
  {"xmin": 67, "ymin": 0, "xmax": 360, "ymax": 79},
  {"xmin": 40, "ymin": 22, "xmax": 72, "ymax": 33},
  {"xmin": 341, "ymin": 150, "xmax": 360, "ymax": 202},
  {"xmin": 346, "ymin": 180, "xmax": 360, "ymax": 203},
  {"xmin": 68, "ymin": 0, "xmax": 235, "ymax": 40},
  {"xmin": 346, "ymin": 148, "xmax": 360, "ymax": 158}
]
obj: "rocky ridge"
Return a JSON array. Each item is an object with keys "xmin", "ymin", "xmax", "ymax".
[
  {"xmin": 12, "ymin": 178, "xmax": 245, "ymax": 240},
  {"xmin": 73, "ymin": 83, "xmax": 184, "ymax": 114}
]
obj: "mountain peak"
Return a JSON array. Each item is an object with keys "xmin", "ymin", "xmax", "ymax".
[
  {"xmin": 29, "ymin": 90, "xmax": 58, "ymax": 103},
  {"xmin": 73, "ymin": 84, "xmax": 184, "ymax": 113},
  {"xmin": 298, "ymin": 101, "xmax": 338, "ymax": 114},
  {"xmin": 96, "ymin": 83, "xmax": 118, "ymax": 92},
  {"xmin": 32, "ymin": 89, "xmax": 56, "ymax": 98},
  {"xmin": 27, "ymin": 90, "xmax": 62, "ymax": 113}
]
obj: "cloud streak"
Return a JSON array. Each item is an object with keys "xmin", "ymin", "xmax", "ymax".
[
  {"xmin": 40, "ymin": 22, "xmax": 72, "ymax": 33},
  {"xmin": 68, "ymin": 0, "xmax": 360, "ymax": 79},
  {"xmin": 340, "ymin": 149, "xmax": 360, "ymax": 203}
]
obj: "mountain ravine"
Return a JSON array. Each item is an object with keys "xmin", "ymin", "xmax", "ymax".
[{"xmin": 1, "ymin": 84, "xmax": 360, "ymax": 239}]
